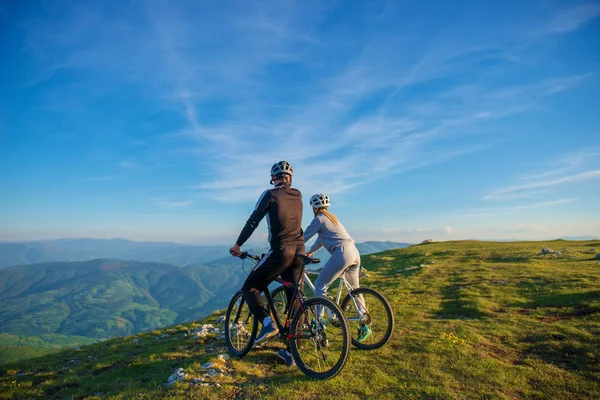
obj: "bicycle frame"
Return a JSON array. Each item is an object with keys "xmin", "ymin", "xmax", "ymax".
[
  {"xmin": 243, "ymin": 253, "xmax": 313, "ymax": 341},
  {"xmin": 264, "ymin": 275, "xmax": 300, "ymax": 339},
  {"xmin": 302, "ymin": 269, "xmax": 368, "ymax": 323}
]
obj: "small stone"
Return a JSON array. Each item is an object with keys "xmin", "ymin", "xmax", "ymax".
[
  {"xmin": 201, "ymin": 362, "xmax": 213, "ymax": 369},
  {"xmin": 166, "ymin": 367, "xmax": 187, "ymax": 385},
  {"xmin": 132, "ymin": 338, "xmax": 140, "ymax": 343},
  {"xmin": 595, "ymin": 253, "xmax": 600, "ymax": 260}
]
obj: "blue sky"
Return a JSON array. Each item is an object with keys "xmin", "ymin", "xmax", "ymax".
[{"xmin": 1, "ymin": 0, "xmax": 599, "ymax": 245}]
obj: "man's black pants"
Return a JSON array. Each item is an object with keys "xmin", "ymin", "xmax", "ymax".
[{"xmin": 242, "ymin": 244, "xmax": 305, "ymax": 322}]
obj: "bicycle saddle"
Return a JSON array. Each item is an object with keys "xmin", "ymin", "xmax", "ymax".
[{"xmin": 298, "ymin": 254, "xmax": 320, "ymax": 264}]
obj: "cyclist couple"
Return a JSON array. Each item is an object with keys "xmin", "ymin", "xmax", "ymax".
[{"xmin": 229, "ymin": 160, "xmax": 369, "ymax": 367}]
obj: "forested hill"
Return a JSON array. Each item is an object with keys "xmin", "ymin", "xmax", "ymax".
[{"xmin": 0, "ymin": 259, "xmax": 245, "ymax": 341}]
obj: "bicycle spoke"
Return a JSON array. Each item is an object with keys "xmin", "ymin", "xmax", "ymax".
[
  {"xmin": 289, "ymin": 297, "xmax": 350, "ymax": 379},
  {"xmin": 225, "ymin": 291, "xmax": 257, "ymax": 357}
]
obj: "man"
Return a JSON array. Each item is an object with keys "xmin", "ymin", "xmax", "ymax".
[{"xmin": 230, "ymin": 160, "xmax": 305, "ymax": 353}]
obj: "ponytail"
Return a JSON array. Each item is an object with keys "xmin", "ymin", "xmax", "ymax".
[{"xmin": 316, "ymin": 208, "xmax": 339, "ymax": 226}]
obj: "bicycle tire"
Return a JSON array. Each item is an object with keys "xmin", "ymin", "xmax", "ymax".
[
  {"xmin": 341, "ymin": 287, "xmax": 394, "ymax": 350},
  {"xmin": 289, "ymin": 297, "xmax": 351, "ymax": 380},
  {"xmin": 224, "ymin": 290, "xmax": 258, "ymax": 357}
]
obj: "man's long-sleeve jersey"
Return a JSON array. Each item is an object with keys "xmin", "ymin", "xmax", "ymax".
[{"xmin": 236, "ymin": 183, "xmax": 304, "ymax": 248}]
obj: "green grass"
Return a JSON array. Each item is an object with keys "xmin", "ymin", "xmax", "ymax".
[{"xmin": 1, "ymin": 239, "xmax": 599, "ymax": 399}]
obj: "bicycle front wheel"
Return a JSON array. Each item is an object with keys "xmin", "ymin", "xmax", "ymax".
[
  {"xmin": 341, "ymin": 287, "xmax": 394, "ymax": 350},
  {"xmin": 289, "ymin": 297, "xmax": 351, "ymax": 380},
  {"xmin": 224, "ymin": 290, "xmax": 258, "ymax": 357}
]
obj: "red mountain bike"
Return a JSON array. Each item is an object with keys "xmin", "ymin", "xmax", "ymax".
[{"xmin": 224, "ymin": 252, "xmax": 351, "ymax": 380}]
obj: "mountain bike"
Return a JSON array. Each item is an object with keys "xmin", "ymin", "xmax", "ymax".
[
  {"xmin": 224, "ymin": 252, "xmax": 351, "ymax": 380},
  {"xmin": 271, "ymin": 264, "xmax": 394, "ymax": 350}
]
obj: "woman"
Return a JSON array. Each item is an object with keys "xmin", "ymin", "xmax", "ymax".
[{"xmin": 304, "ymin": 193, "xmax": 370, "ymax": 342}]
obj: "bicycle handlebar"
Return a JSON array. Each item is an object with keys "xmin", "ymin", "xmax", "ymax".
[
  {"xmin": 239, "ymin": 251, "xmax": 262, "ymax": 261},
  {"xmin": 238, "ymin": 251, "xmax": 320, "ymax": 265}
]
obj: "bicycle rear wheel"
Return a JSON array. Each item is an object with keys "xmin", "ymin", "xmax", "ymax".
[
  {"xmin": 289, "ymin": 297, "xmax": 351, "ymax": 380},
  {"xmin": 224, "ymin": 290, "xmax": 258, "ymax": 357},
  {"xmin": 341, "ymin": 287, "xmax": 394, "ymax": 350}
]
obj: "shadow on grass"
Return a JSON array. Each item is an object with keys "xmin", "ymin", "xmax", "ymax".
[
  {"xmin": 485, "ymin": 254, "xmax": 532, "ymax": 263},
  {"xmin": 435, "ymin": 278, "xmax": 487, "ymax": 320},
  {"xmin": 507, "ymin": 290, "xmax": 600, "ymax": 310},
  {"xmin": 519, "ymin": 333, "xmax": 598, "ymax": 372}
]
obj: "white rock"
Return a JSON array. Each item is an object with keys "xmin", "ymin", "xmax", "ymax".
[
  {"xmin": 201, "ymin": 362, "xmax": 213, "ymax": 369},
  {"xmin": 218, "ymin": 353, "xmax": 230, "ymax": 361},
  {"xmin": 166, "ymin": 368, "xmax": 187, "ymax": 386}
]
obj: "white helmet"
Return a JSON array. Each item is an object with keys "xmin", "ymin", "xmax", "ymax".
[
  {"xmin": 310, "ymin": 193, "xmax": 331, "ymax": 208},
  {"xmin": 271, "ymin": 160, "xmax": 294, "ymax": 177}
]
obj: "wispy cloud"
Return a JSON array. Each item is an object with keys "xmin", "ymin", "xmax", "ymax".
[
  {"xmin": 152, "ymin": 197, "xmax": 193, "ymax": 210},
  {"xmin": 119, "ymin": 161, "xmax": 143, "ymax": 171},
  {"xmin": 20, "ymin": 0, "xmax": 600, "ymax": 205},
  {"xmin": 454, "ymin": 198, "xmax": 577, "ymax": 218},
  {"xmin": 537, "ymin": 3, "xmax": 600, "ymax": 34},
  {"xmin": 486, "ymin": 171, "xmax": 600, "ymax": 200},
  {"xmin": 519, "ymin": 148, "xmax": 600, "ymax": 180},
  {"xmin": 88, "ymin": 176, "xmax": 118, "ymax": 181}
]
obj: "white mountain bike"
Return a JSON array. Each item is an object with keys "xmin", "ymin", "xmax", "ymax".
[{"xmin": 271, "ymin": 265, "xmax": 394, "ymax": 350}]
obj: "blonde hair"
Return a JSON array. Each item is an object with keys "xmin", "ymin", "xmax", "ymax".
[{"xmin": 316, "ymin": 208, "xmax": 339, "ymax": 226}]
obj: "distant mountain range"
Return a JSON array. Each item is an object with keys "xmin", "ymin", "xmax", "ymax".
[
  {"xmin": 0, "ymin": 239, "xmax": 228, "ymax": 270},
  {"xmin": 0, "ymin": 238, "xmax": 411, "ymax": 269},
  {"xmin": 0, "ymin": 239, "xmax": 411, "ymax": 345},
  {"xmin": 560, "ymin": 236, "xmax": 600, "ymax": 241}
]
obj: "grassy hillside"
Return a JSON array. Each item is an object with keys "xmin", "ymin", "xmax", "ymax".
[{"xmin": 1, "ymin": 240, "xmax": 598, "ymax": 399}]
